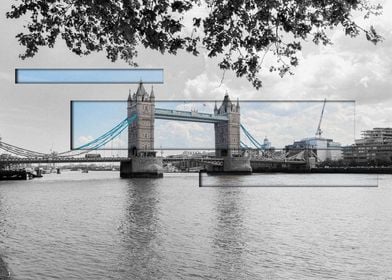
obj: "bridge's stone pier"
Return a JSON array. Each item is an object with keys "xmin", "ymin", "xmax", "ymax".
[
  {"xmin": 223, "ymin": 157, "xmax": 252, "ymax": 174},
  {"xmin": 120, "ymin": 82, "xmax": 251, "ymax": 178},
  {"xmin": 120, "ymin": 157, "xmax": 163, "ymax": 178},
  {"xmin": 204, "ymin": 157, "xmax": 252, "ymax": 174}
]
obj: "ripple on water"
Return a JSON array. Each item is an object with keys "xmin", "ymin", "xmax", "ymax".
[{"xmin": 0, "ymin": 172, "xmax": 392, "ymax": 279}]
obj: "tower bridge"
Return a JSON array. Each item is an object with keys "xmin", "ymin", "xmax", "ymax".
[
  {"xmin": 0, "ymin": 82, "xmax": 307, "ymax": 178},
  {"xmin": 121, "ymin": 82, "xmax": 251, "ymax": 177}
]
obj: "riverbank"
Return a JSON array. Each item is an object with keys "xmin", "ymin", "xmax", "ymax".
[
  {"xmin": 251, "ymin": 167, "xmax": 392, "ymax": 174},
  {"xmin": 311, "ymin": 167, "xmax": 392, "ymax": 174}
]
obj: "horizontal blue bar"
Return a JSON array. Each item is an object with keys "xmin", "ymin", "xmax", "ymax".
[{"xmin": 15, "ymin": 68, "xmax": 164, "ymax": 84}]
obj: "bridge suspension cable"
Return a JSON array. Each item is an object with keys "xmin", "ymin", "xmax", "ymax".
[
  {"xmin": 0, "ymin": 141, "xmax": 48, "ymax": 157},
  {"xmin": 240, "ymin": 124, "xmax": 266, "ymax": 150},
  {"xmin": 58, "ymin": 115, "xmax": 137, "ymax": 157},
  {"xmin": 74, "ymin": 115, "xmax": 136, "ymax": 150},
  {"xmin": 240, "ymin": 140, "xmax": 249, "ymax": 149},
  {"xmin": 1, "ymin": 115, "xmax": 137, "ymax": 159}
]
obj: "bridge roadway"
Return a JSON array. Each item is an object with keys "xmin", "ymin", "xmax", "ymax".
[
  {"xmin": 0, "ymin": 157, "xmax": 305, "ymax": 166},
  {"xmin": 154, "ymin": 108, "xmax": 228, "ymax": 123}
]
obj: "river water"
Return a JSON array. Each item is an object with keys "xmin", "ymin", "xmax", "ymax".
[{"xmin": 0, "ymin": 172, "xmax": 392, "ymax": 279}]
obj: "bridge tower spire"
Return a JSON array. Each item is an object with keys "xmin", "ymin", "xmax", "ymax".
[{"xmin": 150, "ymin": 85, "xmax": 155, "ymax": 102}]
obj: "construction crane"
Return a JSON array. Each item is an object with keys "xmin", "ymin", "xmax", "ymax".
[{"xmin": 315, "ymin": 98, "xmax": 327, "ymax": 138}]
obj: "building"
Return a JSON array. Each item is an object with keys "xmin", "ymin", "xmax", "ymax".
[
  {"xmin": 343, "ymin": 128, "xmax": 392, "ymax": 165},
  {"xmin": 263, "ymin": 137, "xmax": 272, "ymax": 149},
  {"xmin": 285, "ymin": 137, "xmax": 342, "ymax": 162}
]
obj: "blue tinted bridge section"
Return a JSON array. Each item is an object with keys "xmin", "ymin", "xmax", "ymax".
[
  {"xmin": 154, "ymin": 108, "xmax": 228, "ymax": 123},
  {"xmin": 15, "ymin": 68, "xmax": 164, "ymax": 84}
]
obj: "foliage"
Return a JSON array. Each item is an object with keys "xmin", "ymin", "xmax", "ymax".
[{"xmin": 6, "ymin": 0, "xmax": 383, "ymax": 89}]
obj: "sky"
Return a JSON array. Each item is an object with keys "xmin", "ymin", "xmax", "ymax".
[
  {"xmin": 0, "ymin": 0, "xmax": 391, "ymax": 155},
  {"xmin": 72, "ymin": 101, "xmax": 355, "ymax": 151}
]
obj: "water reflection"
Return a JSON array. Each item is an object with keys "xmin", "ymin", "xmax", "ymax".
[
  {"xmin": 1, "ymin": 173, "xmax": 392, "ymax": 279},
  {"xmin": 211, "ymin": 179, "xmax": 247, "ymax": 279},
  {"xmin": 117, "ymin": 179, "xmax": 164, "ymax": 279},
  {"xmin": 0, "ymin": 191, "xmax": 11, "ymax": 276},
  {"xmin": 206, "ymin": 174, "xmax": 245, "ymax": 187},
  {"xmin": 0, "ymin": 192, "xmax": 6, "ymax": 238}
]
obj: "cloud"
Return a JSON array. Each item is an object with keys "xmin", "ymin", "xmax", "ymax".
[
  {"xmin": 175, "ymin": 102, "xmax": 214, "ymax": 113},
  {"xmin": 241, "ymin": 102, "xmax": 355, "ymax": 148},
  {"xmin": 1, "ymin": 0, "xmax": 391, "ymax": 152},
  {"xmin": 77, "ymin": 135, "xmax": 94, "ymax": 146},
  {"xmin": 359, "ymin": 76, "xmax": 370, "ymax": 88},
  {"xmin": 184, "ymin": 72, "xmax": 228, "ymax": 100},
  {"xmin": 155, "ymin": 120, "xmax": 214, "ymax": 148},
  {"xmin": 180, "ymin": 0, "xmax": 392, "ymax": 146}
]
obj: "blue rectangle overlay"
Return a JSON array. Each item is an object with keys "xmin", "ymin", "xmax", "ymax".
[{"xmin": 15, "ymin": 68, "xmax": 164, "ymax": 84}]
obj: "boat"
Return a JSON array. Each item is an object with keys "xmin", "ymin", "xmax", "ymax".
[{"xmin": 0, "ymin": 170, "xmax": 33, "ymax": 180}]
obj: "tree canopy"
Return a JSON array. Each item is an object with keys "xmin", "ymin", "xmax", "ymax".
[{"xmin": 7, "ymin": 0, "xmax": 383, "ymax": 89}]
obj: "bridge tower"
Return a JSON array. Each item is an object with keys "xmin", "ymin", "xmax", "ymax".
[
  {"xmin": 211, "ymin": 93, "xmax": 252, "ymax": 174},
  {"xmin": 214, "ymin": 93, "xmax": 241, "ymax": 157},
  {"xmin": 120, "ymin": 82, "xmax": 163, "ymax": 178},
  {"xmin": 127, "ymin": 82, "xmax": 155, "ymax": 158}
]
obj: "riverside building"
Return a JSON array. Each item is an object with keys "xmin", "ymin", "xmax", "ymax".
[
  {"xmin": 285, "ymin": 137, "xmax": 342, "ymax": 162},
  {"xmin": 343, "ymin": 128, "xmax": 392, "ymax": 165}
]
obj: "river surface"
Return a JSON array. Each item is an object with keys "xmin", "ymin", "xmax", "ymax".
[{"xmin": 1, "ymin": 172, "xmax": 392, "ymax": 279}]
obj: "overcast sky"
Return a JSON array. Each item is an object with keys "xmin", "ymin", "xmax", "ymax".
[{"xmin": 0, "ymin": 0, "xmax": 391, "ymax": 155}]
